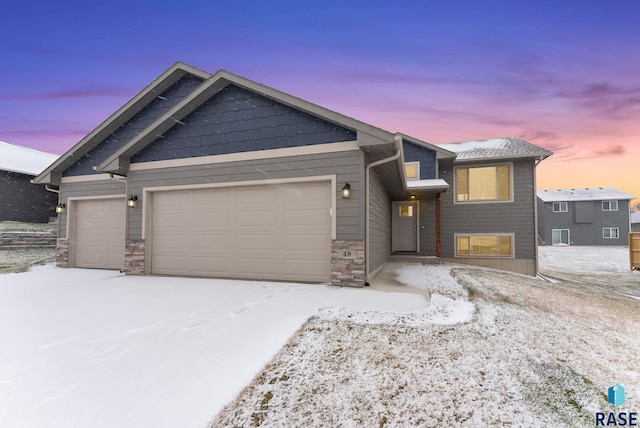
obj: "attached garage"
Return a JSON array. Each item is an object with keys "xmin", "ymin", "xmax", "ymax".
[
  {"xmin": 148, "ymin": 180, "xmax": 333, "ymax": 282},
  {"xmin": 71, "ymin": 197, "xmax": 126, "ymax": 269}
]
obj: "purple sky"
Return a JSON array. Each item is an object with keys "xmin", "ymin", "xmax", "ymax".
[{"xmin": 1, "ymin": 1, "xmax": 639, "ymax": 200}]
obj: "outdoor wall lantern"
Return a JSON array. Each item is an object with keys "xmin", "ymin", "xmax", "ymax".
[
  {"xmin": 127, "ymin": 195, "xmax": 138, "ymax": 208},
  {"xmin": 341, "ymin": 183, "xmax": 351, "ymax": 199},
  {"xmin": 55, "ymin": 203, "xmax": 66, "ymax": 214}
]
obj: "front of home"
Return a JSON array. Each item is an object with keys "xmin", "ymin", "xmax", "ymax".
[
  {"xmin": 34, "ymin": 62, "xmax": 552, "ymax": 285},
  {"xmin": 537, "ymin": 187, "xmax": 635, "ymax": 246}
]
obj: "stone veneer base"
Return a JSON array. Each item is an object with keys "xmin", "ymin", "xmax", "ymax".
[
  {"xmin": 124, "ymin": 239, "xmax": 145, "ymax": 275},
  {"xmin": 331, "ymin": 240, "xmax": 365, "ymax": 287},
  {"xmin": 55, "ymin": 238, "xmax": 69, "ymax": 268}
]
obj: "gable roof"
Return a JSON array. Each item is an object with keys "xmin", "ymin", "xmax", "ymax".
[
  {"xmin": 32, "ymin": 62, "xmax": 211, "ymax": 185},
  {"xmin": 438, "ymin": 137, "xmax": 552, "ymax": 162},
  {"xmin": 0, "ymin": 141, "xmax": 58, "ymax": 176},
  {"xmin": 95, "ymin": 68, "xmax": 397, "ymax": 175},
  {"xmin": 537, "ymin": 187, "xmax": 636, "ymax": 202}
]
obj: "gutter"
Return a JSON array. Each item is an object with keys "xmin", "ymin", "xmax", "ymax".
[
  {"xmin": 364, "ymin": 134, "xmax": 403, "ymax": 284},
  {"xmin": 533, "ymin": 155, "xmax": 546, "ymax": 274}
]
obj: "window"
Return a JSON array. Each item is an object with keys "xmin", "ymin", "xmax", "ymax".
[
  {"xmin": 455, "ymin": 234, "xmax": 513, "ymax": 257},
  {"xmin": 455, "ymin": 164, "xmax": 511, "ymax": 202},
  {"xmin": 398, "ymin": 205, "xmax": 414, "ymax": 217},
  {"xmin": 603, "ymin": 227, "xmax": 619, "ymax": 239},
  {"xmin": 602, "ymin": 200, "xmax": 618, "ymax": 211},
  {"xmin": 553, "ymin": 202, "xmax": 568, "ymax": 212},
  {"xmin": 552, "ymin": 229, "xmax": 570, "ymax": 245},
  {"xmin": 405, "ymin": 162, "xmax": 420, "ymax": 181}
]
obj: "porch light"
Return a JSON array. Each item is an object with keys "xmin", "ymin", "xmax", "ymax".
[
  {"xmin": 409, "ymin": 195, "xmax": 416, "ymax": 200},
  {"xmin": 55, "ymin": 203, "xmax": 66, "ymax": 214},
  {"xmin": 341, "ymin": 183, "xmax": 351, "ymax": 199},
  {"xmin": 127, "ymin": 195, "xmax": 138, "ymax": 208}
]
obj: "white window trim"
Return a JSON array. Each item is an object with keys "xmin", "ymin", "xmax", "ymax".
[
  {"xmin": 603, "ymin": 227, "xmax": 620, "ymax": 239},
  {"xmin": 404, "ymin": 161, "xmax": 420, "ymax": 181},
  {"xmin": 551, "ymin": 228, "xmax": 571, "ymax": 245},
  {"xmin": 553, "ymin": 201, "xmax": 568, "ymax": 212},
  {"xmin": 602, "ymin": 200, "xmax": 619, "ymax": 211},
  {"xmin": 453, "ymin": 162, "xmax": 514, "ymax": 204},
  {"xmin": 454, "ymin": 233, "xmax": 515, "ymax": 258}
]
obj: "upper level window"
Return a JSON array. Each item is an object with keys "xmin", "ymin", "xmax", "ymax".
[
  {"xmin": 455, "ymin": 164, "xmax": 512, "ymax": 202},
  {"xmin": 553, "ymin": 202, "xmax": 568, "ymax": 212},
  {"xmin": 602, "ymin": 200, "xmax": 618, "ymax": 211},
  {"xmin": 405, "ymin": 162, "xmax": 420, "ymax": 181}
]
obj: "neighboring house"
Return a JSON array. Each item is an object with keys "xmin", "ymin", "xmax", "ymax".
[
  {"xmin": 631, "ymin": 211, "xmax": 640, "ymax": 233},
  {"xmin": 0, "ymin": 141, "xmax": 58, "ymax": 223},
  {"xmin": 537, "ymin": 187, "xmax": 635, "ymax": 246},
  {"xmin": 33, "ymin": 62, "xmax": 552, "ymax": 285}
]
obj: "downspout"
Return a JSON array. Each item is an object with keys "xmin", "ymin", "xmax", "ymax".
[
  {"xmin": 44, "ymin": 185, "xmax": 62, "ymax": 239},
  {"xmin": 108, "ymin": 173, "xmax": 130, "ymax": 273},
  {"xmin": 533, "ymin": 155, "xmax": 544, "ymax": 275},
  {"xmin": 365, "ymin": 134, "xmax": 402, "ymax": 284}
]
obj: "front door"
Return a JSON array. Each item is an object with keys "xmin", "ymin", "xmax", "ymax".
[{"xmin": 392, "ymin": 201, "xmax": 418, "ymax": 252}]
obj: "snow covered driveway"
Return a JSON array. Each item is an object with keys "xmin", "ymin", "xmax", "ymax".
[{"xmin": 0, "ymin": 268, "xmax": 426, "ymax": 428}]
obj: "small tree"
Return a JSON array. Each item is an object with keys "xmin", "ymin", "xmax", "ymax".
[{"xmin": 632, "ymin": 201, "xmax": 640, "ymax": 213}]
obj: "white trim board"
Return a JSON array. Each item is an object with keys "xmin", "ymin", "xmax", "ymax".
[{"xmin": 130, "ymin": 141, "xmax": 359, "ymax": 171}]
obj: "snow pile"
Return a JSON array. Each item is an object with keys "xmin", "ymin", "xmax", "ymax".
[
  {"xmin": 0, "ymin": 141, "xmax": 58, "ymax": 176},
  {"xmin": 438, "ymin": 137, "xmax": 551, "ymax": 160}
]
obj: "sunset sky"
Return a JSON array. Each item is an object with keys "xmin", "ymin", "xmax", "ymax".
[{"xmin": 1, "ymin": 1, "xmax": 638, "ymax": 202}]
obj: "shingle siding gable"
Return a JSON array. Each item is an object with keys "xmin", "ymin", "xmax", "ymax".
[
  {"xmin": 63, "ymin": 75, "xmax": 204, "ymax": 176},
  {"xmin": 131, "ymin": 85, "xmax": 357, "ymax": 163},
  {"xmin": 403, "ymin": 141, "xmax": 437, "ymax": 179}
]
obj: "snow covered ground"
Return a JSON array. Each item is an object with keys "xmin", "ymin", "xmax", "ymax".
[
  {"xmin": 0, "ymin": 267, "xmax": 424, "ymax": 428},
  {"xmin": 1, "ymin": 246, "xmax": 638, "ymax": 427}
]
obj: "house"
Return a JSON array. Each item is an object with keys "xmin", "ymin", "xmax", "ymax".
[
  {"xmin": 630, "ymin": 211, "xmax": 640, "ymax": 233},
  {"xmin": 33, "ymin": 62, "xmax": 552, "ymax": 285},
  {"xmin": 0, "ymin": 141, "xmax": 58, "ymax": 223},
  {"xmin": 537, "ymin": 187, "xmax": 635, "ymax": 246}
]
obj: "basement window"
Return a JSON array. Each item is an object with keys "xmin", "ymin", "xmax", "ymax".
[
  {"xmin": 603, "ymin": 227, "xmax": 619, "ymax": 239},
  {"xmin": 455, "ymin": 234, "xmax": 514, "ymax": 257}
]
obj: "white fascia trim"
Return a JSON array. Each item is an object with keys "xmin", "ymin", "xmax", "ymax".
[
  {"xmin": 61, "ymin": 173, "xmax": 114, "ymax": 183},
  {"xmin": 130, "ymin": 141, "xmax": 359, "ymax": 171},
  {"xmin": 141, "ymin": 175, "xmax": 337, "ymax": 241}
]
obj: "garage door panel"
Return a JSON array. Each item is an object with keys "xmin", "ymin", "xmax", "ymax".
[
  {"xmin": 73, "ymin": 198, "xmax": 125, "ymax": 270},
  {"xmin": 151, "ymin": 181, "xmax": 331, "ymax": 282}
]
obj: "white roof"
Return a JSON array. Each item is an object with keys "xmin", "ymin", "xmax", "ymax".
[
  {"xmin": 406, "ymin": 179, "xmax": 449, "ymax": 191},
  {"xmin": 631, "ymin": 211, "xmax": 640, "ymax": 224},
  {"xmin": 537, "ymin": 187, "xmax": 636, "ymax": 202},
  {"xmin": 0, "ymin": 141, "xmax": 59, "ymax": 176},
  {"xmin": 437, "ymin": 137, "xmax": 552, "ymax": 161}
]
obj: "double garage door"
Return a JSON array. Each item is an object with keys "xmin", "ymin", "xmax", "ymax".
[{"xmin": 150, "ymin": 181, "xmax": 332, "ymax": 282}]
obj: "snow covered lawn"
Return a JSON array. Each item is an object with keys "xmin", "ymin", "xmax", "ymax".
[
  {"xmin": 0, "ymin": 268, "xmax": 425, "ymax": 428},
  {"xmin": 213, "ymin": 254, "xmax": 640, "ymax": 427}
]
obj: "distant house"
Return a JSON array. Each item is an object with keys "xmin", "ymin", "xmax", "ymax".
[
  {"xmin": 33, "ymin": 62, "xmax": 552, "ymax": 283},
  {"xmin": 0, "ymin": 141, "xmax": 58, "ymax": 223},
  {"xmin": 537, "ymin": 187, "xmax": 635, "ymax": 246},
  {"xmin": 631, "ymin": 211, "xmax": 640, "ymax": 233}
]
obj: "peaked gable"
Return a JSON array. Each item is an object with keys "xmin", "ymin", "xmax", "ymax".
[{"xmin": 131, "ymin": 84, "xmax": 356, "ymax": 163}]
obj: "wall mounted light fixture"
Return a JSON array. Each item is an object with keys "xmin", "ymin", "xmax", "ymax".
[
  {"xmin": 127, "ymin": 195, "xmax": 138, "ymax": 208},
  {"xmin": 341, "ymin": 183, "xmax": 351, "ymax": 199},
  {"xmin": 55, "ymin": 203, "xmax": 66, "ymax": 214}
]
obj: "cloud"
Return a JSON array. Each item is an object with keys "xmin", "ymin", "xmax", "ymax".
[
  {"xmin": 557, "ymin": 81, "xmax": 640, "ymax": 119},
  {"xmin": 555, "ymin": 144, "xmax": 627, "ymax": 161},
  {"xmin": 4, "ymin": 85, "xmax": 132, "ymax": 100}
]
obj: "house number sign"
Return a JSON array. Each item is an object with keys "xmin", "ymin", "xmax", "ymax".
[{"xmin": 341, "ymin": 250, "xmax": 354, "ymax": 259}]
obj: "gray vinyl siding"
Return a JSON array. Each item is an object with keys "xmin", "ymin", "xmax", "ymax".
[
  {"xmin": 418, "ymin": 196, "xmax": 437, "ymax": 256},
  {"xmin": 0, "ymin": 170, "xmax": 57, "ymax": 222},
  {"xmin": 439, "ymin": 159, "xmax": 537, "ymax": 260},
  {"xmin": 127, "ymin": 150, "xmax": 365, "ymax": 241},
  {"xmin": 58, "ymin": 180, "xmax": 126, "ymax": 238},
  {"xmin": 64, "ymin": 75, "xmax": 204, "ymax": 176},
  {"xmin": 368, "ymin": 171, "xmax": 391, "ymax": 273},
  {"xmin": 131, "ymin": 85, "xmax": 356, "ymax": 163},
  {"xmin": 538, "ymin": 199, "xmax": 631, "ymax": 245}
]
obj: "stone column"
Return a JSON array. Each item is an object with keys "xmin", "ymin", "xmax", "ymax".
[
  {"xmin": 124, "ymin": 239, "xmax": 145, "ymax": 275},
  {"xmin": 330, "ymin": 240, "xmax": 365, "ymax": 287}
]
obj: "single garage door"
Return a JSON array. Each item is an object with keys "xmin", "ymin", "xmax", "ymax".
[
  {"xmin": 151, "ymin": 181, "xmax": 332, "ymax": 282},
  {"xmin": 72, "ymin": 198, "xmax": 126, "ymax": 269}
]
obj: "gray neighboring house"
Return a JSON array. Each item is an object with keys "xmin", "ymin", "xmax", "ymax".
[
  {"xmin": 631, "ymin": 211, "xmax": 640, "ymax": 233},
  {"xmin": 0, "ymin": 141, "xmax": 58, "ymax": 223},
  {"xmin": 537, "ymin": 187, "xmax": 635, "ymax": 246},
  {"xmin": 33, "ymin": 62, "xmax": 552, "ymax": 285}
]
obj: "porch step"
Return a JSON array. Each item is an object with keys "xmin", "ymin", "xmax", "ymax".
[{"xmin": 388, "ymin": 254, "xmax": 441, "ymax": 264}]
